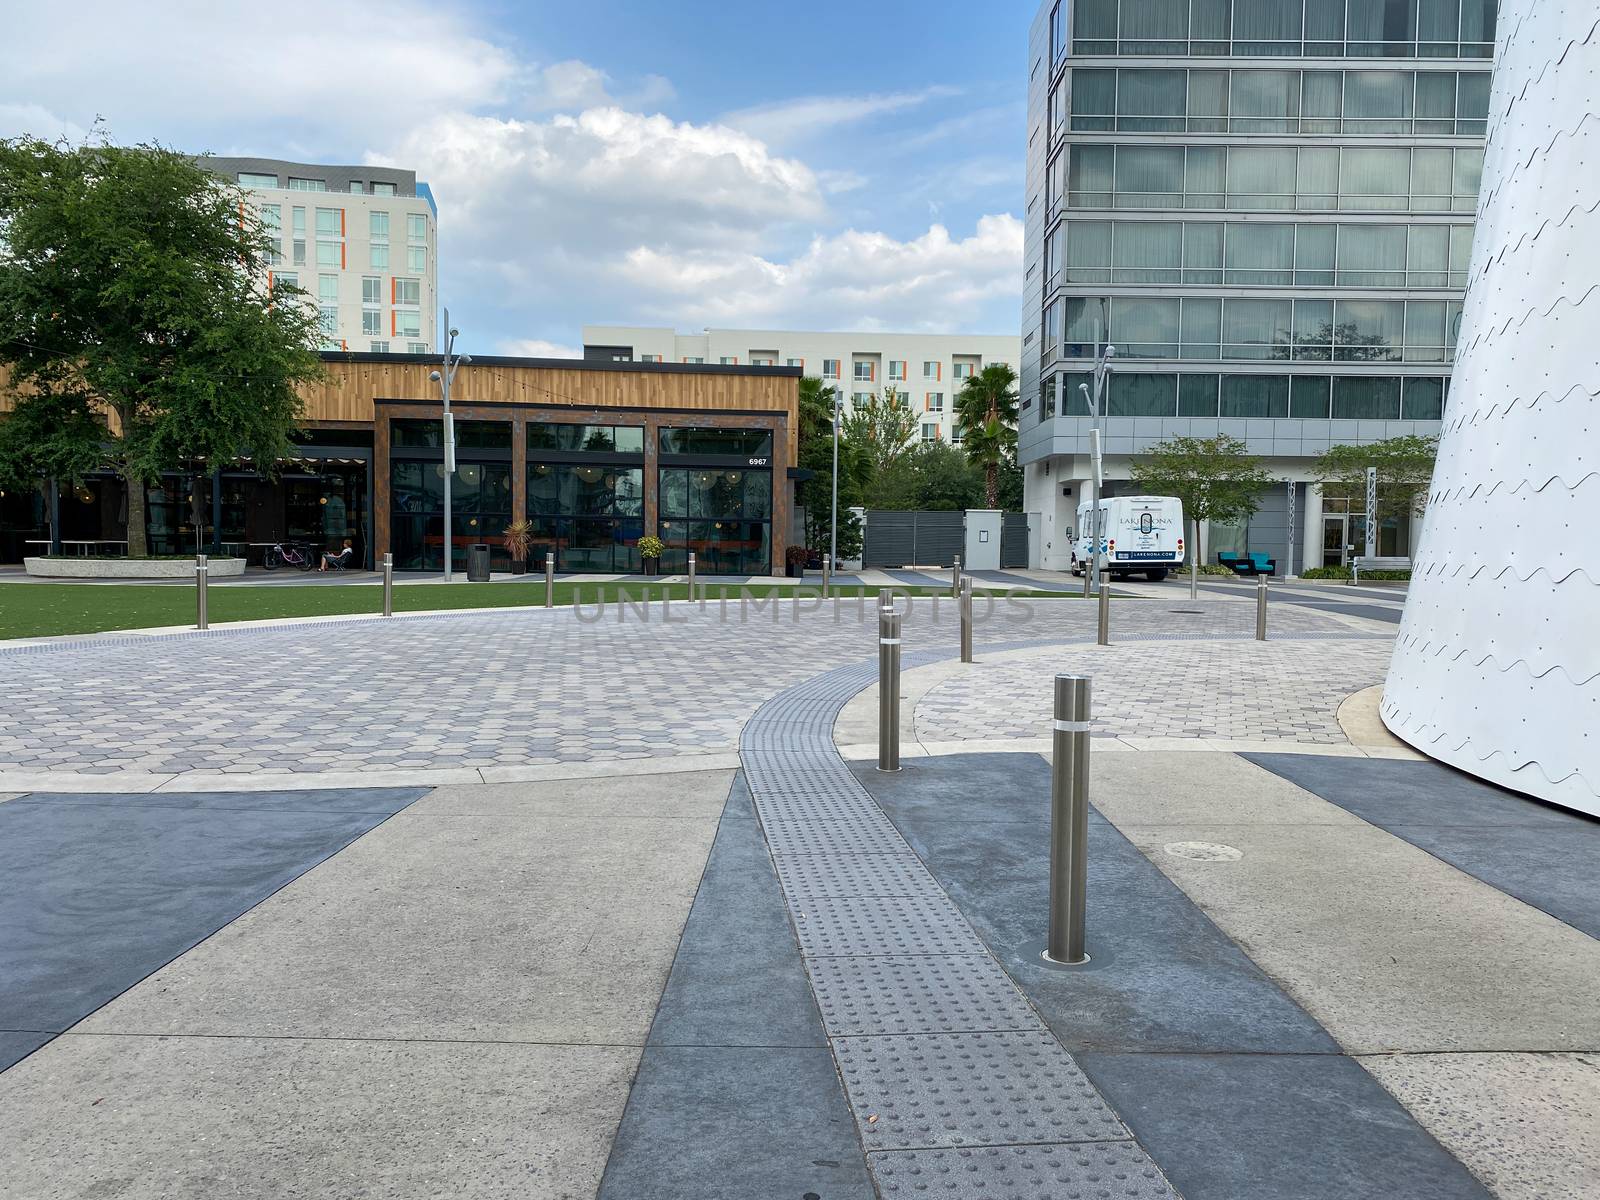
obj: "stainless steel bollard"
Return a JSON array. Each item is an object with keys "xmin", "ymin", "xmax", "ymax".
[
  {"xmin": 878, "ymin": 587, "xmax": 893, "ymax": 613},
  {"xmin": 878, "ymin": 607, "xmax": 902, "ymax": 772},
  {"xmin": 822, "ymin": 557, "xmax": 831, "ymax": 599},
  {"xmin": 382, "ymin": 553, "xmax": 394, "ymax": 617},
  {"xmin": 545, "ymin": 552, "xmax": 555, "ymax": 609},
  {"xmin": 1256, "ymin": 574, "xmax": 1268, "ymax": 641},
  {"xmin": 951, "ymin": 554, "xmax": 962, "ymax": 598},
  {"xmin": 195, "ymin": 554, "xmax": 209, "ymax": 630},
  {"xmin": 1046, "ymin": 674, "xmax": 1091, "ymax": 965},
  {"xmin": 687, "ymin": 551, "xmax": 697, "ymax": 601},
  {"xmin": 1096, "ymin": 569, "xmax": 1110, "ymax": 646},
  {"xmin": 959, "ymin": 576, "xmax": 973, "ymax": 663}
]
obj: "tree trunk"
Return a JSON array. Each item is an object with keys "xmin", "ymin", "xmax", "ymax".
[
  {"xmin": 985, "ymin": 463, "xmax": 998, "ymax": 509},
  {"xmin": 123, "ymin": 452, "xmax": 149, "ymax": 558}
]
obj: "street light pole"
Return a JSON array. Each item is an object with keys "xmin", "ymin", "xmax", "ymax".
[
  {"xmin": 1077, "ymin": 341, "xmax": 1115, "ymax": 598},
  {"xmin": 429, "ymin": 309, "xmax": 470, "ymax": 583},
  {"xmin": 830, "ymin": 386, "xmax": 840, "ymax": 573}
]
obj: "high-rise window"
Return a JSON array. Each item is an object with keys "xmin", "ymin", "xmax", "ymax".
[
  {"xmin": 408, "ymin": 342, "xmax": 429, "ymax": 353},
  {"xmin": 407, "ymin": 214, "xmax": 427, "ymax": 242},
  {"xmin": 370, "ymin": 211, "xmax": 390, "ymax": 240},
  {"xmin": 921, "ymin": 423, "xmax": 941, "ymax": 442},
  {"xmin": 923, "ymin": 360, "xmax": 941, "ymax": 379},
  {"xmin": 786, "ymin": 357, "xmax": 804, "ymax": 368},
  {"xmin": 372, "ymin": 182, "xmax": 396, "ymax": 196},
  {"xmin": 291, "ymin": 206, "xmax": 306, "ymax": 266},
  {"xmin": 853, "ymin": 361, "xmax": 875, "ymax": 381},
  {"xmin": 925, "ymin": 393, "xmax": 944, "ymax": 412},
  {"xmin": 361, "ymin": 276, "xmax": 383, "ymax": 305},
  {"xmin": 288, "ymin": 177, "xmax": 327, "ymax": 191},
  {"xmin": 239, "ymin": 172, "xmax": 279, "ymax": 188},
  {"xmin": 720, "ymin": 356, "xmax": 738, "ymax": 364},
  {"xmin": 822, "ymin": 359, "xmax": 841, "ymax": 378},
  {"xmin": 396, "ymin": 311, "xmax": 421, "ymax": 337},
  {"xmin": 349, "ymin": 181, "xmax": 364, "ymax": 193},
  {"xmin": 259, "ymin": 204, "xmax": 282, "ymax": 265},
  {"xmin": 371, "ymin": 340, "xmax": 390, "ymax": 352},
  {"xmin": 888, "ymin": 360, "xmax": 907, "ymax": 380},
  {"xmin": 362, "ymin": 310, "xmax": 382, "ymax": 335},
  {"xmin": 394, "ymin": 278, "xmax": 421, "ymax": 307}
]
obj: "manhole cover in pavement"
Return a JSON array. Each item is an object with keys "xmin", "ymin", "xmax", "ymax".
[{"xmin": 1163, "ymin": 841, "xmax": 1243, "ymax": 861}]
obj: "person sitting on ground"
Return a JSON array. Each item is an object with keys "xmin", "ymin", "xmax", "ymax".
[{"xmin": 319, "ymin": 538, "xmax": 354, "ymax": 572}]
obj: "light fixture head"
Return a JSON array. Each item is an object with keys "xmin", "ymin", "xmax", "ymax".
[
  {"xmin": 429, "ymin": 370, "xmax": 442, "ymax": 381},
  {"xmin": 449, "ymin": 327, "xmax": 460, "ymax": 338}
]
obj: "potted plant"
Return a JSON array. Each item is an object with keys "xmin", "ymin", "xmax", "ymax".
[
  {"xmin": 638, "ymin": 535, "xmax": 664, "ymax": 576},
  {"xmin": 503, "ymin": 519, "xmax": 534, "ymax": 575},
  {"xmin": 786, "ymin": 545, "xmax": 808, "ymax": 579}
]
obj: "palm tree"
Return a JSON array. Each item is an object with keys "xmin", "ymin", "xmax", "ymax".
[
  {"xmin": 954, "ymin": 363, "xmax": 1020, "ymax": 507},
  {"xmin": 797, "ymin": 376, "xmax": 836, "ymax": 445}
]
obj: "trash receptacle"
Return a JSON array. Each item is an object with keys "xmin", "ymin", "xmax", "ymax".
[{"xmin": 467, "ymin": 543, "xmax": 491, "ymax": 582}]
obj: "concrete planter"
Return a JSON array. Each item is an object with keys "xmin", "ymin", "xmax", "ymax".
[{"xmin": 24, "ymin": 557, "xmax": 246, "ymax": 579}]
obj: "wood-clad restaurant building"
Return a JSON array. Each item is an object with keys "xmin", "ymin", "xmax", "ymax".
[{"xmin": 0, "ymin": 352, "xmax": 802, "ymax": 575}]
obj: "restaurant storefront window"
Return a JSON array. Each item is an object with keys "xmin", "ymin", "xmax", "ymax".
[
  {"xmin": 526, "ymin": 422, "xmax": 645, "ymax": 572},
  {"xmin": 390, "ymin": 418, "xmax": 513, "ymax": 571},
  {"xmin": 657, "ymin": 425, "xmax": 775, "ymax": 574}
]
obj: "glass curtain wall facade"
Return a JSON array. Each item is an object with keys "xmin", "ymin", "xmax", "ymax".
[
  {"xmin": 389, "ymin": 419, "xmax": 514, "ymax": 571},
  {"xmin": 527, "ymin": 422, "xmax": 645, "ymax": 573},
  {"xmin": 1024, "ymin": 0, "xmax": 1492, "ymax": 568},
  {"xmin": 657, "ymin": 427, "xmax": 775, "ymax": 574}
]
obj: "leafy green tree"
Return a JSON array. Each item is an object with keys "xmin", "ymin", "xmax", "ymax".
[
  {"xmin": 953, "ymin": 363, "xmax": 1019, "ymax": 507},
  {"xmin": 865, "ymin": 441, "xmax": 983, "ymax": 511},
  {"xmin": 1130, "ymin": 434, "xmax": 1273, "ymax": 583},
  {"xmin": 794, "ymin": 378, "xmax": 866, "ymax": 561},
  {"xmin": 842, "ymin": 385, "xmax": 917, "ymax": 475},
  {"xmin": 1313, "ymin": 435, "xmax": 1438, "ymax": 525},
  {"xmin": 0, "ymin": 136, "xmax": 323, "ymax": 555}
]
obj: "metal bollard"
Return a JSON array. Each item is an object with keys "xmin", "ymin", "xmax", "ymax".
[
  {"xmin": 951, "ymin": 554, "xmax": 962, "ymax": 598},
  {"xmin": 1096, "ymin": 569, "xmax": 1110, "ymax": 646},
  {"xmin": 878, "ymin": 587, "xmax": 893, "ymax": 613},
  {"xmin": 1256, "ymin": 574, "xmax": 1268, "ymax": 641},
  {"xmin": 959, "ymin": 577, "xmax": 973, "ymax": 663},
  {"xmin": 822, "ymin": 556, "xmax": 831, "ymax": 599},
  {"xmin": 195, "ymin": 554, "xmax": 209, "ymax": 630},
  {"xmin": 545, "ymin": 552, "xmax": 555, "ymax": 609},
  {"xmin": 1046, "ymin": 675, "xmax": 1091, "ymax": 965},
  {"xmin": 878, "ymin": 607, "xmax": 902, "ymax": 772},
  {"xmin": 382, "ymin": 553, "xmax": 393, "ymax": 617},
  {"xmin": 687, "ymin": 551, "xmax": 697, "ymax": 601}
]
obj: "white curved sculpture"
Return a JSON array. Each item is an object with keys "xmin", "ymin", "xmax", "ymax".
[{"xmin": 1383, "ymin": 7, "xmax": 1600, "ymax": 815}]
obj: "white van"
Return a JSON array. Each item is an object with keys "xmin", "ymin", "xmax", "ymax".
[{"xmin": 1072, "ymin": 495, "xmax": 1185, "ymax": 581}]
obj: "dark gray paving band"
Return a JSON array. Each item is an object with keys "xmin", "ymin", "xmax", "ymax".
[
  {"xmin": 738, "ymin": 644, "xmax": 1183, "ymax": 1198},
  {"xmin": 0, "ymin": 787, "xmax": 426, "ymax": 1074},
  {"xmin": 858, "ymin": 751, "xmax": 1492, "ymax": 1200},
  {"xmin": 1246, "ymin": 753, "xmax": 1600, "ymax": 939},
  {"xmin": 598, "ymin": 774, "xmax": 874, "ymax": 1200}
]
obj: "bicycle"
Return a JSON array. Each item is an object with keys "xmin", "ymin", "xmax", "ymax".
[{"xmin": 262, "ymin": 542, "xmax": 316, "ymax": 571}]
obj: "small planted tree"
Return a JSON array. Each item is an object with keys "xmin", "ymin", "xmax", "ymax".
[
  {"xmin": 954, "ymin": 363, "xmax": 1019, "ymax": 507},
  {"xmin": 795, "ymin": 378, "xmax": 867, "ymax": 563},
  {"xmin": 841, "ymin": 386, "xmax": 918, "ymax": 474},
  {"xmin": 1313, "ymin": 435, "xmax": 1439, "ymax": 536},
  {"xmin": 1130, "ymin": 434, "xmax": 1273, "ymax": 593},
  {"xmin": 0, "ymin": 136, "xmax": 323, "ymax": 555}
]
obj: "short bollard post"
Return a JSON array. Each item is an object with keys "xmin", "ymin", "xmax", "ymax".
[
  {"xmin": 1256, "ymin": 574, "xmax": 1268, "ymax": 641},
  {"xmin": 1046, "ymin": 674, "xmax": 1091, "ymax": 965},
  {"xmin": 544, "ymin": 552, "xmax": 555, "ymax": 609},
  {"xmin": 195, "ymin": 554, "xmax": 209, "ymax": 630},
  {"xmin": 1096, "ymin": 569, "xmax": 1110, "ymax": 646},
  {"xmin": 878, "ymin": 607, "xmax": 902, "ymax": 772},
  {"xmin": 687, "ymin": 551, "xmax": 697, "ymax": 601},
  {"xmin": 382, "ymin": 553, "xmax": 394, "ymax": 617},
  {"xmin": 959, "ymin": 577, "xmax": 973, "ymax": 663},
  {"xmin": 822, "ymin": 557, "xmax": 831, "ymax": 599},
  {"xmin": 878, "ymin": 587, "xmax": 893, "ymax": 613},
  {"xmin": 951, "ymin": 554, "xmax": 962, "ymax": 598}
]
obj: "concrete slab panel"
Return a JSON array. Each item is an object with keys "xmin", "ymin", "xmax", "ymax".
[
  {"xmin": 0, "ymin": 792, "xmax": 23, "ymax": 805},
  {"xmin": 1361, "ymin": 1052, "xmax": 1600, "ymax": 1200},
  {"xmin": 1081, "ymin": 1052, "xmax": 1492, "ymax": 1200},
  {"xmin": 0, "ymin": 1033, "xmax": 635, "ymax": 1199},
  {"xmin": 598, "ymin": 1046, "xmax": 875, "ymax": 1200},
  {"xmin": 0, "ymin": 794, "xmax": 409, "ymax": 1035},
  {"xmin": 77, "ymin": 777, "xmax": 725, "ymax": 1045},
  {"xmin": 646, "ymin": 788, "xmax": 825, "ymax": 1049},
  {"xmin": 855, "ymin": 755, "xmax": 1335, "ymax": 1055},
  {"xmin": 410, "ymin": 768, "xmax": 734, "ymax": 818},
  {"xmin": 1091, "ymin": 751, "xmax": 1370, "ymax": 828},
  {"xmin": 4, "ymin": 787, "xmax": 423, "ymax": 814},
  {"xmin": 1117, "ymin": 818, "xmax": 1600, "ymax": 1053},
  {"xmin": 0, "ymin": 1032, "xmax": 50, "ymax": 1073},
  {"xmin": 1247, "ymin": 754, "xmax": 1600, "ymax": 938}
]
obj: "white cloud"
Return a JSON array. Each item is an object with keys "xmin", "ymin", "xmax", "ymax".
[
  {"xmin": 613, "ymin": 215, "xmax": 1024, "ymax": 333},
  {"xmin": 499, "ymin": 338, "xmax": 582, "ymax": 359},
  {"xmin": 526, "ymin": 61, "xmax": 676, "ymax": 114},
  {"xmin": 721, "ymin": 87, "xmax": 958, "ymax": 145}
]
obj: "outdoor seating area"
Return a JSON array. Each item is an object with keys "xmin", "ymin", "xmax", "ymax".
[{"xmin": 1217, "ymin": 551, "xmax": 1277, "ymax": 577}]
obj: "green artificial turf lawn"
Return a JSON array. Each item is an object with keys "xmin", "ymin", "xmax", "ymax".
[{"xmin": 0, "ymin": 581, "xmax": 1083, "ymax": 640}]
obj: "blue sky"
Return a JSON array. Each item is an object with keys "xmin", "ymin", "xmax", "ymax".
[{"xmin": 1, "ymin": 0, "xmax": 1035, "ymax": 355}]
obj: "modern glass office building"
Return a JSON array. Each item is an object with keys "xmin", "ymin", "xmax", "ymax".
[{"xmin": 1020, "ymin": 0, "xmax": 1495, "ymax": 573}]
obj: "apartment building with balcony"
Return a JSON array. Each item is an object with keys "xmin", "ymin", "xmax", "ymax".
[
  {"xmin": 206, "ymin": 157, "xmax": 438, "ymax": 355},
  {"xmin": 1020, "ymin": 0, "xmax": 1495, "ymax": 573},
  {"xmin": 583, "ymin": 325, "xmax": 1019, "ymax": 447}
]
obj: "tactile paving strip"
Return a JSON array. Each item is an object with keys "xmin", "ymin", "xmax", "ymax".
[
  {"xmin": 833, "ymin": 1031, "xmax": 1129, "ymax": 1151},
  {"xmin": 756, "ymin": 792, "xmax": 888, "ymax": 822},
  {"xmin": 869, "ymin": 1142, "xmax": 1179, "ymax": 1198},
  {"xmin": 789, "ymin": 895, "xmax": 988, "ymax": 958},
  {"xmin": 772, "ymin": 851, "xmax": 939, "ymax": 901},
  {"xmin": 808, "ymin": 954, "xmax": 1043, "ymax": 1037},
  {"xmin": 760, "ymin": 815, "xmax": 908, "ymax": 857}
]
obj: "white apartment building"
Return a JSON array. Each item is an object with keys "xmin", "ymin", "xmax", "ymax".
[
  {"xmin": 582, "ymin": 325, "xmax": 1020, "ymax": 445},
  {"xmin": 207, "ymin": 157, "xmax": 438, "ymax": 355}
]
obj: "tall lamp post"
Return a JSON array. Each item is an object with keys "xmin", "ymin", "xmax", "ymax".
[
  {"xmin": 1076, "ymin": 342, "xmax": 1115, "ymax": 598},
  {"xmin": 830, "ymin": 385, "xmax": 841, "ymax": 571},
  {"xmin": 428, "ymin": 309, "xmax": 470, "ymax": 583}
]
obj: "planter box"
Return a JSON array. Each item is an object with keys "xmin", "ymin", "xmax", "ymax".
[{"xmin": 24, "ymin": 556, "xmax": 247, "ymax": 579}]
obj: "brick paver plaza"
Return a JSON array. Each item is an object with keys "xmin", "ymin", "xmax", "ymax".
[{"xmin": 0, "ymin": 591, "xmax": 1388, "ymax": 783}]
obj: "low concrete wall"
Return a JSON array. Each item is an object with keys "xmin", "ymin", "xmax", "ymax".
[{"xmin": 24, "ymin": 557, "xmax": 246, "ymax": 579}]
